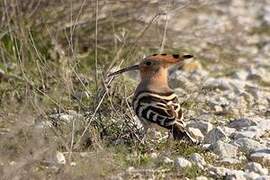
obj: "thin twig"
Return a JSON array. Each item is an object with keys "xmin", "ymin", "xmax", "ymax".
[
  {"xmin": 94, "ymin": 0, "xmax": 99, "ymax": 89},
  {"xmin": 69, "ymin": 118, "xmax": 76, "ymax": 162},
  {"xmin": 159, "ymin": 1, "xmax": 170, "ymax": 53}
]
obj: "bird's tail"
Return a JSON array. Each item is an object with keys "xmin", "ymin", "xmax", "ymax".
[{"xmin": 172, "ymin": 122, "xmax": 198, "ymax": 144}]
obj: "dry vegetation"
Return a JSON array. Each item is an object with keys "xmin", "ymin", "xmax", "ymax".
[
  {"xmin": 1, "ymin": 0, "xmax": 269, "ymax": 179},
  {"xmin": 0, "ymin": 1, "xmax": 203, "ymax": 179}
]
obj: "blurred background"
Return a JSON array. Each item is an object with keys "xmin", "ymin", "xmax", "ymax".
[{"xmin": 0, "ymin": 0, "xmax": 270, "ymax": 179}]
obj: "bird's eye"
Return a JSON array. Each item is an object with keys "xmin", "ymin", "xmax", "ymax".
[{"xmin": 145, "ymin": 61, "xmax": 152, "ymax": 66}]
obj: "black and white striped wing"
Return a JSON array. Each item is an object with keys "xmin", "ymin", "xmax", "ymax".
[{"xmin": 132, "ymin": 91, "xmax": 183, "ymax": 128}]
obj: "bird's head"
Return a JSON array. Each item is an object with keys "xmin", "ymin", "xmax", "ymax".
[{"xmin": 108, "ymin": 53, "xmax": 193, "ymax": 78}]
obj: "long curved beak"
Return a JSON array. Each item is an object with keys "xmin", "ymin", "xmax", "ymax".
[{"xmin": 108, "ymin": 64, "xmax": 139, "ymax": 77}]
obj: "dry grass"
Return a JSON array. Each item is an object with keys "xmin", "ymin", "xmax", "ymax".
[{"xmin": 0, "ymin": 0, "xmax": 183, "ymax": 178}]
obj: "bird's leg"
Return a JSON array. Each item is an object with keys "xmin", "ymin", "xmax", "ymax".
[
  {"xmin": 140, "ymin": 125, "xmax": 149, "ymax": 144},
  {"xmin": 179, "ymin": 121, "xmax": 199, "ymax": 144},
  {"xmin": 167, "ymin": 128, "xmax": 173, "ymax": 141}
]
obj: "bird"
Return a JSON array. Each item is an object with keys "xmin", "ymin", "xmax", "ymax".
[{"xmin": 108, "ymin": 53, "xmax": 197, "ymax": 143}]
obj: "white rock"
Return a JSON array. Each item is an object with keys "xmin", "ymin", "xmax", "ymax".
[
  {"xmin": 196, "ymin": 176, "xmax": 208, "ymax": 180},
  {"xmin": 233, "ymin": 131, "xmax": 257, "ymax": 139},
  {"xmin": 208, "ymin": 166, "xmax": 245, "ymax": 178},
  {"xmin": 229, "ymin": 118, "xmax": 257, "ymax": 129},
  {"xmin": 186, "ymin": 120, "xmax": 213, "ymax": 135},
  {"xmin": 150, "ymin": 152, "xmax": 158, "ymax": 159},
  {"xmin": 59, "ymin": 115, "xmax": 76, "ymax": 122},
  {"xmin": 232, "ymin": 127, "xmax": 262, "ymax": 139},
  {"xmin": 233, "ymin": 138, "xmax": 264, "ymax": 153},
  {"xmin": 80, "ymin": 152, "xmax": 91, "ymax": 158},
  {"xmin": 247, "ymin": 67, "xmax": 270, "ymax": 85},
  {"xmin": 0, "ymin": 68, "xmax": 5, "ymax": 77},
  {"xmin": 232, "ymin": 69, "xmax": 249, "ymax": 80},
  {"xmin": 175, "ymin": 157, "xmax": 192, "ymax": 169},
  {"xmin": 214, "ymin": 105, "xmax": 223, "ymax": 113},
  {"xmin": 225, "ymin": 170, "xmax": 247, "ymax": 180},
  {"xmin": 110, "ymin": 175, "xmax": 124, "ymax": 180},
  {"xmin": 220, "ymin": 158, "xmax": 241, "ymax": 164},
  {"xmin": 47, "ymin": 110, "xmax": 84, "ymax": 127},
  {"xmin": 255, "ymin": 175, "xmax": 270, "ymax": 180},
  {"xmin": 221, "ymin": 126, "xmax": 236, "ymax": 137},
  {"xmin": 208, "ymin": 96, "xmax": 230, "ymax": 107},
  {"xmin": 243, "ymin": 172, "xmax": 261, "ymax": 180},
  {"xmin": 163, "ymin": 157, "xmax": 174, "ymax": 164},
  {"xmin": 262, "ymin": 42, "xmax": 270, "ymax": 57},
  {"xmin": 229, "ymin": 79, "xmax": 247, "ymax": 94},
  {"xmin": 9, "ymin": 161, "xmax": 16, "ymax": 166},
  {"xmin": 250, "ymin": 149, "xmax": 270, "ymax": 166},
  {"xmin": 212, "ymin": 140, "xmax": 238, "ymax": 158},
  {"xmin": 70, "ymin": 162, "xmax": 76, "ymax": 166},
  {"xmin": 190, "ymin": 153, "xmax": 206, "ymax": 169},
  {"xmin": 207, "ymin": 166, "xmax": 224, "ymax": 176},
  {"xmin": 257, "ymin": 119, "xmax": 270, "ymax": 131},
  {"xmin": 204, "ymin": 127, "xmax": 227, "ymax": 144},
  {"xmin": 204, "ymin": 78, "xmax": 232, "ymax": 91},
  {"xmin": 127, "ymin": 166, "xmax": 135, "ymax": 172},
  {"xmin": 56, "ymin": 151, "xmax": 66, "ymax": 165},
  {"xmin": 245, "ymin": 162, "xmax": 268, "ymax": 175},
  {"xmin": 34, "ymin": 119, "xmax": 54, "ymax": 129},
  {"xmin": 201, "ymin": 144, "xmax": 212, "ymax": 150},
  {"xmin": 205, "ymin": 78, "xmax": 246, "ymax": 94},
  {"xmin": 188, "ymin": 127, "xmax": 204, "ymax": 141}
]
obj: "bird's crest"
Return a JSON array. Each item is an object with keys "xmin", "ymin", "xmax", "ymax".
[{"xmin": 145, "ymin": 53, "xmax": 193, "ymax": 64}]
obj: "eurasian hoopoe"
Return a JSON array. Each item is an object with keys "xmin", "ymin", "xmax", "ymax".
[{"xmin": 109, "ymin": 54, "xmax": 197, "ymax": 143}]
